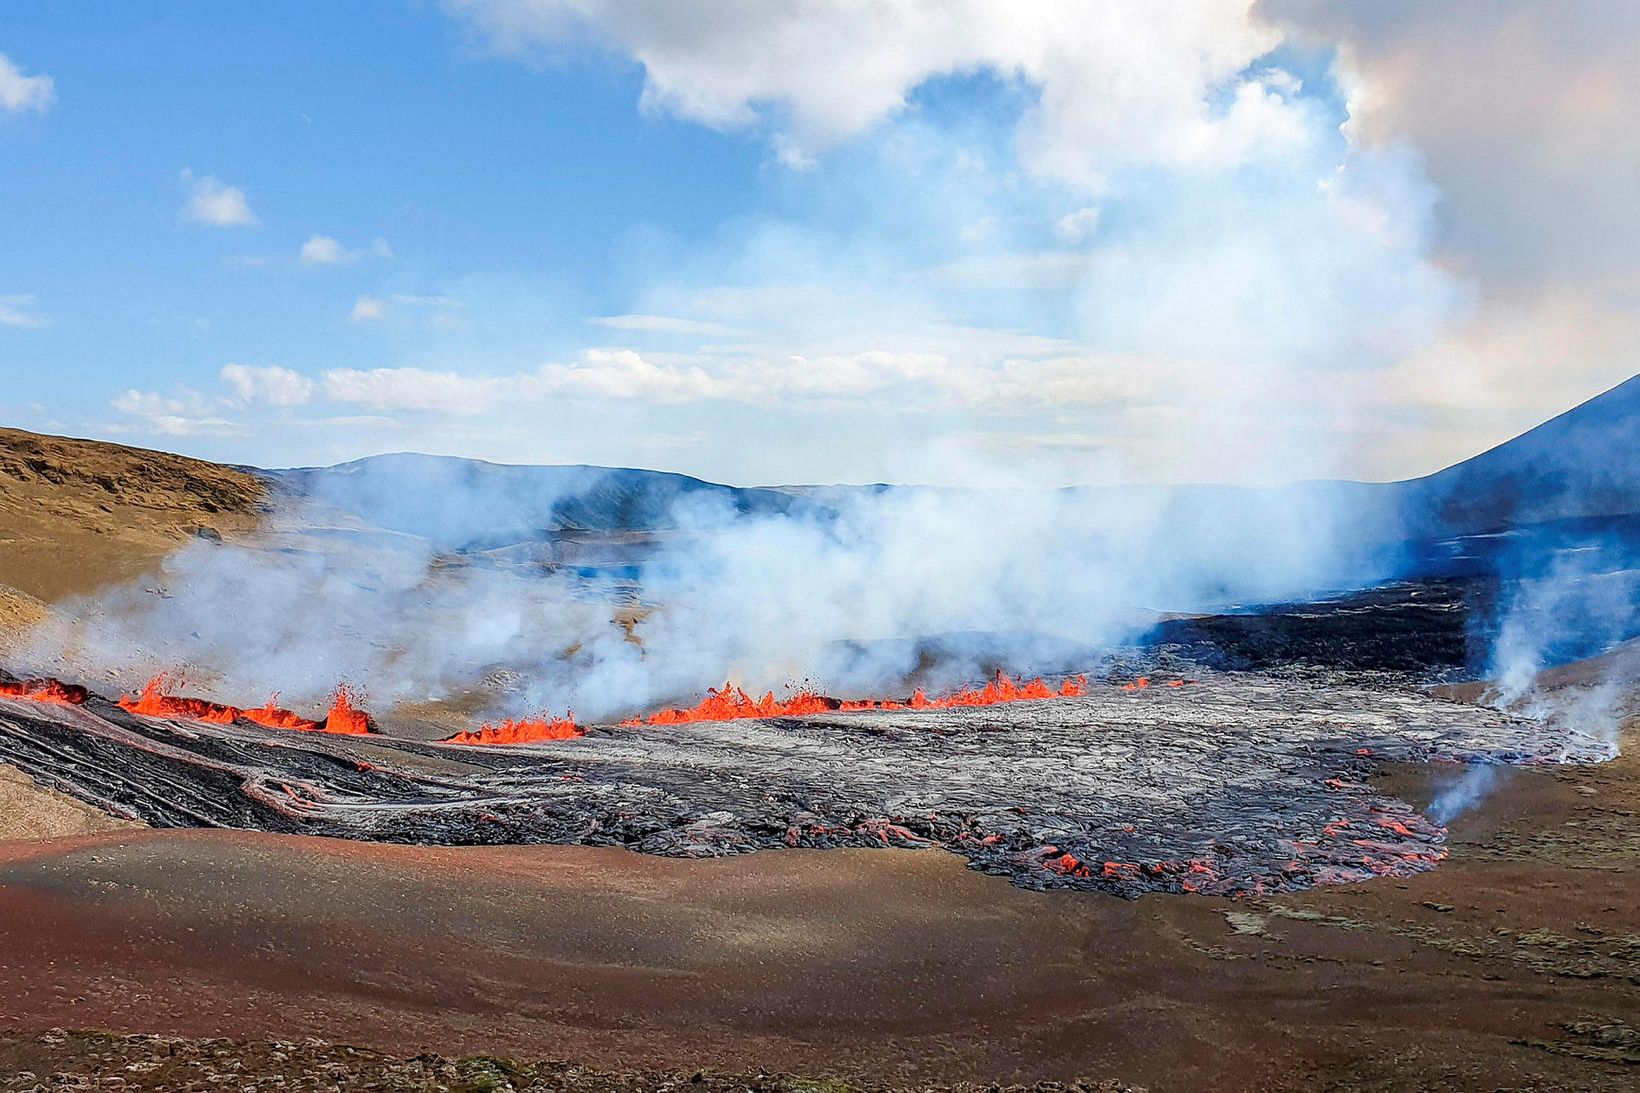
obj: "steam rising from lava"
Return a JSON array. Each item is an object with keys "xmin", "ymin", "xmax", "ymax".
[
  {"xmin": 1483, "ymin": 540, "xmax": 1637, "ymax": 754},
  {"xmin": 15, "ymin": 457, "xmax": 1392, "ymax": 725}
]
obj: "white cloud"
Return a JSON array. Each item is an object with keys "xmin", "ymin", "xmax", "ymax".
[
  {"xmin": 1053, "ymin": 206, "xmax": 1101, "ymax": 243},
  {"xmin": 111, "ymin": 389, "xmax": 242, "ymax": 437},
  {"xmin": 113, "ymin": 366, "xmax": 315, "ymax": 437},
  {"xmin": 445, "ymin": 0, "xmax": 1309, "ymax": 186},
  {"xmin": 300, "ymin": 234, "xmax": 392, "ymax": 265},
  {"xmin": 0, "ymin": 53, "xmax": 53, "ymax": 114},
  {"xmin": 531, "ymin": 349, "xmax": 720, "ymax": 403},
  {"xmin": 322, "ymin": 367, "xmax": 507, "ymax": 414},
  {"xmin": 390, "ymin": 293, "xmax": 461, "ymax": 308},
  {"xmin": 1255, "ymin": 0, "xmax": 1640, "ymax": 440},
  {"xmin": 0, "ymin": 293, "xmax": 46, "ymax": 329},
  {"xmin": 299, "ymin": 235, "xmax": 345, "ymax": 264},
  {"xmin": 320, "ymin": 346, "xmax": 1153, "ymax": 415},
  {"xmin": 1263, "ymin": 0, "xmax": 1640, "ymax": 292},
  {"xmin": 928, "ymin": 251, "xmax": 1090, "ymax": 291},
  {"xmin": 589, "ymin": 313, "xmax": 739, "ymax": 336},
  {"xmin": 180, "ymin": 170, "xmax": 258, "ymax": 227},
  {"xmin": 349, "ymin": 295, "xmax": 386, "ymax": 322},
  {"xmin": 219, "ymin": 364, "xmax": 315, "ymax": 407},
  {"xmin": 338, "ymin": 292, "xmax": 463, "ymax": 325}
]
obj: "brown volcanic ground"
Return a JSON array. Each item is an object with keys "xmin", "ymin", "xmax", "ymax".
[
  {"xmin": 1, "ymin": 430, "xmax": 1638, "ymax": 1091},
  {"xmin": 0, "ymin": 426, "xmax": 266, "ymax": 604},
  {"xmin": 0, "ymin": 739, "xmax": 1637, "ymax": 1091}
]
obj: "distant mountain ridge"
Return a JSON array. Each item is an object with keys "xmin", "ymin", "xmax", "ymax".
[{"xmin": 271, "ymin": 373, "xmax": 1640, "ymax": 560}]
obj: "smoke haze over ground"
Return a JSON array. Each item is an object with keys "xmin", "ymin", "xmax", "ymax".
[
  {"xmin": 17, "ymin": 373, "xmax": 1639, "ymax": 734},
  {"xmin": 19, "ymin": 455, "xmax": 1390, "ymax": 721}
]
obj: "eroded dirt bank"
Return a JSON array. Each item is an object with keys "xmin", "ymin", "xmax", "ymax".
[{"xmin": 0, "ymin": 725, "xmax": 1636, "ymax": 1092}]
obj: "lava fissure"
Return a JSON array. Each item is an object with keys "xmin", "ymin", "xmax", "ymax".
[
  {"xmin": 0, "ymin": 677, "xmax": 89, "ymax": 705},
  {"xmin": 444, "ymin": 715, "xmax": 583, "ymax": 746},
  {"xmin": 117, "ymin": 675, "xmax": 373, "ymax": 736},
  {"xmin": 19, "ymin": 668, "xmax": 1182, "ymax": 748},
  {"xmin": 617, "ymin": 671, "xmax": 1153, "ymax": 727}
]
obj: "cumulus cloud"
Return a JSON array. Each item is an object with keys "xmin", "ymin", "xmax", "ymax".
[
  {"xmin": 111, "ymin": 389, "xmax": 242, "ymax": 437},
  {"xmin": 1261, "ymin": 0, "xmax": 1640, "ymax": 293},
  {"xmin": 220, "ymin": 364, "xmax": 315, "ymax": 407},
  {"xmin": 300, "ymin": 234, "xmax": 392, "ymax": 265},
  {"xmin": 180, "ymin": 169, "xmax": 258, "ymax": 227},
  {"xmin": 349, "ymin": 295, "xmax": 386, "ymax": 322},
  {"xmin": 0, "ymin": 52, "xmax": 53, "ymax": 113},
  {"xmin": 0, "ymin": 293, "xmax": 47, "ymax": 329},
  {"xmin": 87, "ymin": 3, "xmax": 1640, "ymax": 486},
  {"xmin": 445, "ymin": 0, "xmax": 1312, "ymax": 183},
  {"xmin": 1255, "ymin": 0, "xmax": 1640, "ymax": 441},
  {"xmin": 299, "ymin": 235, "xmax": 345, "ymax": 264},
  {"xmin": 113, "ymin": 365, "xmax": 316, "ymax": 437}
]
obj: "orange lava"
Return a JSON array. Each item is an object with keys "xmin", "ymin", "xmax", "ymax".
[
  {"xmin": 117, "ymin": 674, "xmax": 372, "ymax": 735},
  {"xmin": 0, "ymin": 677, "xmax": 88, "ymax": 705},
  {"xmin": 620, "ymin": 671, "xmax": 1096, "ymax": 727},
  {"xmin": 118, "ymin": 675, "xmax": 239, "ymax": 724},
  {"xmin": 319, "ymin": 684, "xmax": 372, "ymax": 736},
  {"xmin": 444, "ymin": 714, "xmax": 581, "ymax": 746},
  {"xmin": 621, "ymin": 684, "xmax": 838, "ymax": 726},
  {"xmin": 241, "ymin": 696, "xmax": 320, "ymax": 732}
]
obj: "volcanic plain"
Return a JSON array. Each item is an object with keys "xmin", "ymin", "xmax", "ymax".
[{"xmin": 1, "ymin": 424, "xmax": 1638, "ymax": 1091}]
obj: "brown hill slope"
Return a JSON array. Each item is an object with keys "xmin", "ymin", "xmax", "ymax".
[{"xmin": 0, "ymin": 427, "xmax": 267, "ymax": 603}]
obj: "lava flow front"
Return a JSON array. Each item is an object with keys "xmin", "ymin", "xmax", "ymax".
[{"xmin": 117, "ymin": 675, "xmax": 373, "ymax": 735}]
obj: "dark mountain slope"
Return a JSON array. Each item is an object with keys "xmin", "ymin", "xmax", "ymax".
[{"xmin": 1396, "ymin": 374, "xmax": 1640, "ymax": 539}]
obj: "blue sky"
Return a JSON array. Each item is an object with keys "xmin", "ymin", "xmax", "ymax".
[{"xmin": 3, "ymin": 2, "xmax": 1635, "ymax": 486}]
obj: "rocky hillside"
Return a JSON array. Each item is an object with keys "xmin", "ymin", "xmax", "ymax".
[{"xmin": 0, "ymin": 427, "xmax": 266, "ymax": 602}]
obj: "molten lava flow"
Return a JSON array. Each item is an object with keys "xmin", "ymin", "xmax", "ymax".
[
  {"xmin": 241, "ymin": 696, "xmax": 320, "ymax": 732},
  {"xmin": 621, "ymin": 671, "xmax": 1098, "ymax": 727},
  {"xmin": 117, "ymin": 674, "xmax": 372, "ymax": 735},
  {"xmin": 619, "ymin": 684, "xmax": 838, "ymax": 726},
  {"xmin": 119, "ymin": 675, "xmax": 239, "ymax": 723},
  {"xmin": 444, "ymin": 714, "xmax": 582, "ymax": 746},
  {"xmin": 0, "ymin": 677, "xmax": 88, "ymax": 705}
]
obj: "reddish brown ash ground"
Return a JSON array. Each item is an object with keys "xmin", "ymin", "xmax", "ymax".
[{"xmin": 0, "ymin": 717, "xmax": 1636, "ymax": 1092}]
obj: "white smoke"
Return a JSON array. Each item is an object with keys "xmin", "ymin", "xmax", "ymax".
[
  {"xmin": 17, "ymin": 450, "xmax": 1391, "ymax": 725},
  {"xmin": 1483, "ymin": 549, "xmax": 1637, "ymax": 756},
  {"xmin": 1427, "ymin": 762, "xmax": 1499, "ymax": 825}
]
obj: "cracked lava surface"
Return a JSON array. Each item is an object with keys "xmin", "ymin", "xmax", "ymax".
[{"xmin": 0, "ymin": 668, "xmax": 1607, "ymax": 898}]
